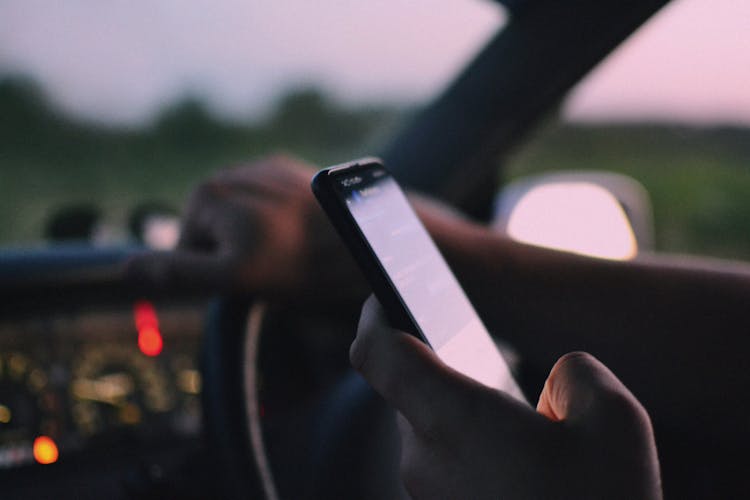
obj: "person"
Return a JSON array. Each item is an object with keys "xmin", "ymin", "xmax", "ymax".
[
  {"xmin": 128, "ymin": 155, "xmax": 750, "ymax": 497},
  {"xmin": 353, "ymin": 296, "xmax": 661, "ymax": 499}
]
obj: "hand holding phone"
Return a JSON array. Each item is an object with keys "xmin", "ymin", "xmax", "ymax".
[{"xmin": 312, "ymin": 158, "xmax": 525, "ymax": 401}]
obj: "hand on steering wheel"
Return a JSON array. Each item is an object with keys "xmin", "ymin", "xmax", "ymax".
[{"xmin": 127, "ymin": 154, "xmax": 366, "ymax": 305}]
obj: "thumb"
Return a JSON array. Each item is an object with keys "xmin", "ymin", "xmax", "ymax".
[
  {"xmin": 537, "ymin": 352, "xmax": 651, "ymax": 433},
  {"xmin": 351, "ymin": 296, "xmax": 476, "ymax": 438},
  {"xmin": 538, "ymin": 353, "xmax": 662, "ymax": 498}
]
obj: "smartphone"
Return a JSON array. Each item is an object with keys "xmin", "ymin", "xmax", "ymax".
[{"xmin": 312, "ymin": 158, "xmax": 525, "ymax": 401}]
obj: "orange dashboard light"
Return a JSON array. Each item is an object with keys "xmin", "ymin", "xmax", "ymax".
[
  {"xmin": 138, "ymin": 326, "xmax": 163, "ymax": 357},
  {"xmin": 33, "ymin": 436, "xmax": 59, "ymax": 465}
]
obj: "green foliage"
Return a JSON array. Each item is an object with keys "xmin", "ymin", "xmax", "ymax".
[
  {"xmin": 3, "ymin": 75, "xmax": 750, "ymax": 261},
  {"xmin": 0, "ymin": 79, "xmax": 405, "ymax": 244}
]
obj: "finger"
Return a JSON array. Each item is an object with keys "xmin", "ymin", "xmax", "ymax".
[
  {"xmin": 179, "ymin": 182, "xmax": 268, "ymax": 251},
  {"xmin": 351, "ymin": 296, "xmax": 493, "ymax": 439},
  {"xmin": 211, "ymin": 170, "xmax": 286, "ymax": 200},
  {"xmin": 537, "ymin": 352, "xmax": 652, "ymax": 433},
  {"xmin": 396, "ymin": 412, "xmax": 438, "ymax": 499},
  {"xmin": 212, "ymin": 155, "xmax": 313, "ymax": 198},
  {"xmin": 351, "ymin": 296, "xmax": 461, "ymax": 435},
  {"xmin": 126, "ymin": 249, "xmax": 234, "ymax": 292},
  {"xmin": 178, "ymin": 181, "xmax": 233, "ymax": 249},
  {"xmin": 538, "ymin": 353, "xmax": 661, "ymax": 497}
]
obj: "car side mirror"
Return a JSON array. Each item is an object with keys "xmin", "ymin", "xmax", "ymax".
[{"xmin": 493, "ymin": 172, "xmax": 653, "ymax": 260}]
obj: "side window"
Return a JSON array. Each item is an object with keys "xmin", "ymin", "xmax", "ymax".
[{"xmin": 504, "ymin": 0, "xmax": 750, "ymax": 260}]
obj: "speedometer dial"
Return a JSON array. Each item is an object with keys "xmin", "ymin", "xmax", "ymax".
[{"xmin": 70, "ymin": 344, "xmax": 174, "ymax": 436}]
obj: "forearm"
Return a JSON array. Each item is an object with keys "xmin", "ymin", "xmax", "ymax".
[{"xmin": 415, "ymin": 197, "xmax": 750, "ymax": 439}]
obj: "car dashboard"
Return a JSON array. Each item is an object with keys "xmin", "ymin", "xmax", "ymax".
[{"xmin": 0, "ymin": 297, "xmax": 208, "ymax": 499}]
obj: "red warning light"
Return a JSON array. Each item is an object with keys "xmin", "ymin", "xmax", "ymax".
[
  {"xmin": 134, "ymin": 300, "xmax": 163, "ymax": 357},
  {"xmin": 134, "ymin": 300, "xmax": 159, "ymax": 330},
  {"xmin": 33, "ymin": 436, "xmax": 59, "ymax": 464}
]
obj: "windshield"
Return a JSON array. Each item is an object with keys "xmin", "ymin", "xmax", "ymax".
[
  {"xmin": 0, "ymin": 1, "xmax": 505, "ymax": 248},
  {"xmin": 506, "ymin": 0, "xmax": 750, "ymax": 260}
]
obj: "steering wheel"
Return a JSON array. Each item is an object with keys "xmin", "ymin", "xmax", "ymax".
[{"xmin": 201, "ymin": 297, "xmax": 404, "ymax": 499}]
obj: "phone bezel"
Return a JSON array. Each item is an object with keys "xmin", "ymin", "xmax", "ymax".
[{"xmin": 311, "ymin": 158, "xmax": 428, "ymax": 341}]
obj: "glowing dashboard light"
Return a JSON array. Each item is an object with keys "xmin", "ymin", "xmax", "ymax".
[
  {"xmin": 134, "ymin": 300, "xmax": 159, "ymax": 330},
  {"xmin": 33, "ymin": 436, "xmax": 59, "ymax": 465},
  {"xmin": 134, "ymin": 300, "xmax": 164, "ymax": 356},
  {"xmin": 506, "ymin": 182, "xmax": 637, "ymax": 261},
  {"xmin": 0, "ymin": 404, "xmax": 11, "ymax": 424},
  {"xmin": 177, "ymin": 369, "xmax": 202, "ymax": 395},
  {"xmin": 138, "ymin": 326, "xmax": 163, "ymax": 357}
]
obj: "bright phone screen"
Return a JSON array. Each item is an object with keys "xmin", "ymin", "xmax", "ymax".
[{"xmin": 333, "ymin": 166, "xmax": 525, "ymax": 400}]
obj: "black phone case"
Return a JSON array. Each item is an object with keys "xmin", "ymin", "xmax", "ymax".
[{"xmin": 311, "ymin": 158, "xmax": 423, "ymax": 339}]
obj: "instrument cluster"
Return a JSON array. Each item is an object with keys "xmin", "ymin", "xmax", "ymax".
[{"xmin": 0, "ymin": 300, "xmax": 206, "ymax": 470}]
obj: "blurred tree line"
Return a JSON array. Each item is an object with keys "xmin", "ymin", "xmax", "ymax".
[
  {"xmin": 2, "ymin": 75, "xmax": 750, "ymax": 259},
  {"xmin": 0, "ymin": 76, "xmax": 404, "ymax": 244}
]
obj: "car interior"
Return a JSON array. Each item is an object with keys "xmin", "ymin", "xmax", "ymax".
[{"xmin": 2, "ymin": 0, "xmax": 749, "ymax": 498}]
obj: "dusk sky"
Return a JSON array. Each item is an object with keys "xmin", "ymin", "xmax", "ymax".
[
  {"xmin": 1, "ymin": 0, "xmax": 748, "ymax": 126},
  {"xmin": 565, "ymin": 0, "xmax": 750, "ymax": 125}
]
